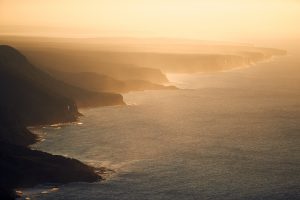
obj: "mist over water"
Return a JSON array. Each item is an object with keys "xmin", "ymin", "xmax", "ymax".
[{"xmin": 27, "ymin": 55, "xmax": 300, "ymax": 200}]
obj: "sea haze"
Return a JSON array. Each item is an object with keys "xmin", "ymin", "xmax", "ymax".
[{"xmin": 26, "ymin": 55, "xmax": 300, "ymax": 200}]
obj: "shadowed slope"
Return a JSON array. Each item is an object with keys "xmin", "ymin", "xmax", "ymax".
[
  {"xmin": 48, "ymin": 69, "xmax": 177, "ymax": 93},
  {"xmin": 0, "ymin": 45, "xmax": 118, "ymax": 199},
  {"xmin": 0, "ymin": 45, "xmax": 124, "ymax": 125}
]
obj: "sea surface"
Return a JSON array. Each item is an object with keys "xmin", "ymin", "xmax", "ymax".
[{"xmin": 25, "ymin": 55, "xmax": 300, "ymax": 200}]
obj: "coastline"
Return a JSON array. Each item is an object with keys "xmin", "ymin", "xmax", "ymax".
[
  {"xmin": 18, "ymin": 120, "xmax": 113, "ymax": 198},
  {"xmin": 0, "ymin": 44, "xmax": 287, "ymax": 199},
  {"xmin": 21, "ymin": 53, "xmax": 300, "ymax": 199},
  {"xmin": 0, "ymin": 45, "xmax": 127, "ymax": 199},
  {"xmin": 167, "ymin": 55, "xmax": 283, "ymax": 90},
  {"xmin": 0, "ymin": 115, "xmax": 103, "ymax": 199},
  {"xmin": 16, "ymin": 114, "xmax": 120, "ymax": 199}
]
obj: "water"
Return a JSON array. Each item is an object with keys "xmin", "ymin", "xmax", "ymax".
[{"xmin": 26, "ymin": 56, "xmax": 300, "ymax": 200}]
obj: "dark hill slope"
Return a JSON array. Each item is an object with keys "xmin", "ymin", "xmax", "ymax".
[
  {"xmin": 0, "ymin": 106, "xmax": 37, "ymax": 147},
  {"xmin": 0, "ymin": 45, "xmax": 124, "ymax": 125},
  {"xmin": 0, "ymin": 45, "xmax": 115, "ymax": 199},
  {"xmin": 0, "ymin": 141, "xmax": 100, "ymax": 190},
  {"xmin": 0, "ymin": 45, "xmax": 79, "ymax": 125},
  {"xmin": 20, "ymin": 49, "xmax": 169, "ymax": 84},
  {"xmin": 48, "ymin": 69, "xmax": 177, "ymax": 93}
]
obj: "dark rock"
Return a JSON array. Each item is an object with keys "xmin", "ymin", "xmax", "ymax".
[
  {"xmin": 0, "ymin": 44, "xmax": 124, "ymax": 126},
  {"xmin": 48, "ymin": 69, "xmax": 178, "ymax": 93},
  {"xmin": 0, "ymin": 142, "xmax": 100, "ymax": 189},
  {"xmin": 0, "ymin": 45, "xmax": 105, "ymax": 199}
]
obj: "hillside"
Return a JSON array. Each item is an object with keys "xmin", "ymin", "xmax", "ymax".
[
  {"xmin": 0, "ymin": 45, "xmax": 121, "ymax": 199},
  {"xmin": 48, "ymin": 69, "xmax": 177, "ymax": 93},
  {"xmin": 0, "ymin": 45, "xmax": 124, "ymax": 125}
]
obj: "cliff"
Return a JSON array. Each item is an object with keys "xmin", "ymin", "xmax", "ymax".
[
  {"xmin": 0, "ymin": 36, "xmax": 286, "ymax": 76},
  {"xmin": 0, "ymin": 45, "xmax": 116, "ymax": 199},
  {"xmin": 47, "ymin": 69, "xmax": 177, "ymax": 93},
  {"xmin": 21, "ymin": 49, "xmax": 169, "ymax": 84},
  {"xmin": 0, "ymin": 45, "xmax": 124, "ymax": 125}
]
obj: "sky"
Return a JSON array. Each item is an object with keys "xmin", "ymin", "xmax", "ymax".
[{"xmin": 0, "ymin": 0, "xmax": 299, "ymax": 41}]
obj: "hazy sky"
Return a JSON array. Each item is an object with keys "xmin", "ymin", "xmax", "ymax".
[{"xmin": 0, "ymin": 0, "xmax": 299, "ymax": 41}]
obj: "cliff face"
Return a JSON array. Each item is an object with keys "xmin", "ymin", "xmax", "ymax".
[
  {"xmin": 0, "ymin": 45, "xmax": 78, "ymax": 125},
  {"xmin": 21, "ymin": 49, "xmax": 169, "ymax": 84},
  {"xmin": 0, "ymin": 45, "xmax": 124, "ymax": 125},
  {"xmin": 16, "ymin": 43, "xmax": 286, "ymax": 75},
  {"xmin": 0, "ymin": 45, "xmax": 112, "ymax": 199},
  {"xmin": 0, "ymin": 36, "xmax": 286, "ymax": 78},
  {"xmin": 48, "ymin": 69, "xmax": 177, "ymax": 93}
]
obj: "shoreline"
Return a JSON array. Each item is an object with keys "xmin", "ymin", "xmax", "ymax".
[
  {"xmin": 17, "ymin": 111, "xmax": 120, "ymax": 199},
  {"xmin": 8, "ymin": 52, "xmax": 287, "ymax": 199},
  {"xmin": 0, "ymin": 109, "xmax": 103, "ymax": 200}
]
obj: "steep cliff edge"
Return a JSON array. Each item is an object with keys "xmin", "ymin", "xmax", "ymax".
[
  {"xmin": 0, "ymin": 45, "xmax": 124, "ymax": 125},
  {"xmin": 47, "ymin": 69, "xmax": 177, "ymax": 93},
  {"xmin": 0, "ymin": 45, "xmax": 115, "ymax": 199}
]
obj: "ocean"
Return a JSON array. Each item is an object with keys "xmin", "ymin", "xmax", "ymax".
[{"xmin": 25, "ymin": 55, "xmax": 300, "ymax": 200}]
